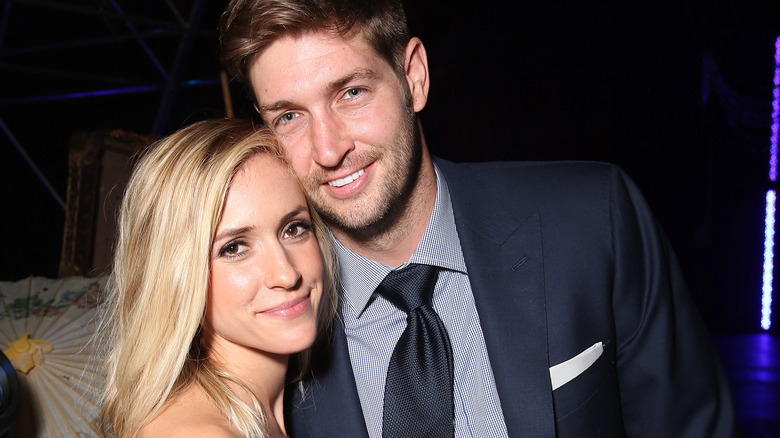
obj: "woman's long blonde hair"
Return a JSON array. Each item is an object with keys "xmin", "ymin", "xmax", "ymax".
[{"xmin": 99, "ymin": 118, "xmax": 338, "ymax": 437}]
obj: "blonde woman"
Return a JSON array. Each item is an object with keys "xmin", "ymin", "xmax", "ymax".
[{"xmin": 99, "ymin": 118, "xmax": 337, "ymax": 437}]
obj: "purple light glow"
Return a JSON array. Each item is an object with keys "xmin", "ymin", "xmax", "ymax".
[
  {"xmin": 763, "ymin": 36, "xmax": 780, "ymax": 331},
  {"xmin": 771, "ymin": 37, "xmax": 780, "ymax": 182},
  {"xmin": 763, "ymin": 190, "xmax": 776, "ymax": 330}
]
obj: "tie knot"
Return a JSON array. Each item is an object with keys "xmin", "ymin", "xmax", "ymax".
[{"xmin": 376, "ymin": 264, "xmax": 440, "ymax": 312}]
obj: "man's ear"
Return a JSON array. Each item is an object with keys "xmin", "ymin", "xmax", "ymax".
[
  {"xmin": 403, "ymin": 37, "xmax": 430, "ymax": 113},
  {"xmin": 253, "ymin": 103, "xmax": 268, "ymax": 125}
]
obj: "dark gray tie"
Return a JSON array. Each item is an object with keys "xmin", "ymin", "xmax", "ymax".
[{"xmin": 377, "ymin": 263, "xmax": 454, "ymax": 437}]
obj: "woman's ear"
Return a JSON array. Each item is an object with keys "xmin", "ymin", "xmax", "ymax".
[{"xmin": 403, "ymin": 37, "xmax": 430, "ymax": 113}]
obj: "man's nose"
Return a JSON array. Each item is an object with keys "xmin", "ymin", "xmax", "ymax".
[{"xmin": 310, "ymin": 113, "xmax": 353, "ymax": 168}]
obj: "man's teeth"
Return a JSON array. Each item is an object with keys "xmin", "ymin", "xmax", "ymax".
[{"xmin": 328, "ymin": 169, "xmax": 365, "ymax": 187}]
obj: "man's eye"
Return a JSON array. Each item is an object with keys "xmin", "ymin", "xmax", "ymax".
[
  {"xmin": 343, "ymin": 88, "xmax": 363, "ymax": 99},
  {"xmin": 276, "ymin": 112, "xmax": 298, "ymax": 126}
]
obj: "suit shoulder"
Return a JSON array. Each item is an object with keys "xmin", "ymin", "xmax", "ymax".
[
  {"xmin": 437, "ymin": 158, "xmax": 624, "ymax": 196},
  {"xmin": 450, "ymin": 159, "xmax": 616, "ymax": 180}
]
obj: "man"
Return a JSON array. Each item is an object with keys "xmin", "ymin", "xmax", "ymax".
[{"xmin": 219, "ymin": 0, "xmax": 740, "ymax": 436}]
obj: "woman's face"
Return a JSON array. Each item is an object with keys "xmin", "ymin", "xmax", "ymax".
[{"xmin": 206, "ymin": 154, "xmax": 324, "ymax": 360}]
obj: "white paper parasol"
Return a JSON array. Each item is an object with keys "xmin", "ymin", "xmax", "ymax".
[{"xmin": 0, "ymin": 276, "xmax": 107, "ymax": 438}]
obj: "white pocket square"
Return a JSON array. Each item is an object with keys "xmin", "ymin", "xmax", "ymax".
[{"xmin": 549, "ymin": 342, "xmax": 604, "ymax": 390}]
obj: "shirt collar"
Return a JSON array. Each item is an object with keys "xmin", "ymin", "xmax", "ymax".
[{"xmin": 334, "ymin": 163, "xmax": 468, "ymax": 317}]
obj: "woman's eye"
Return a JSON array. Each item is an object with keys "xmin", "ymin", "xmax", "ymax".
[
  {"xmin": 284, "ymin": 221, "xmax": 312, "ymax": 239},
  {"xmin": 218, "ymin": 241, "xmax": 245, "ymax": 257}
]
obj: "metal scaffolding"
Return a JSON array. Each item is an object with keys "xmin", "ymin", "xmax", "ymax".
[{"xmin": 0, "ymin": 0, "xmax": 224, "ymax": 210}]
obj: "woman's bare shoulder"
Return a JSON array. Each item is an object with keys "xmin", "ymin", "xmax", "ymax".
[{"xmin": 138, "ymin": 386, "xmax": 239, "ymax": 438}]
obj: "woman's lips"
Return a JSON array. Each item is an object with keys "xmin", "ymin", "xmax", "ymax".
[{"xmin": 259, "ymin": 295, "xmax": 310, "ymax": 319}]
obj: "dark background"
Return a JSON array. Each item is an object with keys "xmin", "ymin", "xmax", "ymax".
[{"xmin": 1, "ymin": 0, "xmax": 779, "ymax": 335}]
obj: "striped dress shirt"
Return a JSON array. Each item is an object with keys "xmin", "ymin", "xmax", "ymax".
[{"xmin": 334, "ymin": 165, "xmax": 510, "ymax": 438}]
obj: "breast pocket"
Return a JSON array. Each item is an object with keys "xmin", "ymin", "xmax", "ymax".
[{"xmin": 552, "ymin": 341, "xmax": 627, "ymax": 437}]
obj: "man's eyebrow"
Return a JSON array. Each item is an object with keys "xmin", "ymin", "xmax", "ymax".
[
  {"xmin": 257, "ymin": 69, "xmax": 379, "ymax": 114},
  {"xmin": 258, "ymin": 100, "xmax": 293, "ymax": 114},
  {"xmin": 329, "ymin": 69, "xmax": 378, "ymax": 90}
]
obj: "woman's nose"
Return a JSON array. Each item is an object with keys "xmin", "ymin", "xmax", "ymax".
[{"xmin": 262, "ymin": 245, "xmax": 301, "ymax": 290}]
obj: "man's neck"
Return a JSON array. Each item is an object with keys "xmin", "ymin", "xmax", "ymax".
[{"xmin": 331, "ymin": 156, "xmax": 437, "ymax": 267}]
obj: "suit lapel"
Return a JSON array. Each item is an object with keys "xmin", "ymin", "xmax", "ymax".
[
  {"xmin": 437, "ymin": 159, "xmax": 555, "ymax": 437},
  {"xmin": 288, "ymin": 318, "xmax": 369, "ymax": 437}
]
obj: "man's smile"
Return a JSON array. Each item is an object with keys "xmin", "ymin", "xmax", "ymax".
[{"xmin": 327, "ymin": 168, "xmax": 365, "ymax": 187}]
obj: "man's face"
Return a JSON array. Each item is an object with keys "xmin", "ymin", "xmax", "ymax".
[{"xmin": 248, "ymin": 32, "xmax": 425, "ymax": 235}]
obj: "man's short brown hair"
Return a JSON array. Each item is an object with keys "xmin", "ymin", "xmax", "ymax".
[{"xmin": 219, "ymin": 0, "xmax": 411, "ymax": 103}]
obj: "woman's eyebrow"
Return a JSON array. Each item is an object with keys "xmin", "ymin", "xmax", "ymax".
[
  {"xmin": 214, "ymin": 206, "xmax": 308, "ymax": 241},
  {"xmin": 213, "ymin": 226, "xmax": 255, "ymax": 243},
  {"xmin": 279, "ymin": 206, "xmax": 309, "ymax": 225}
]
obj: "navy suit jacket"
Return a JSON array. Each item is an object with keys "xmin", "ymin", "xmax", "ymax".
[{"xmin": 286, "ymin": 159, "xmax": 740, "ymax": 437}]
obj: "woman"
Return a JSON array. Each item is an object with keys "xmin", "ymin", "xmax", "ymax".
[{"xmin": 99, "ymin": 119, "xmax": 338, "ymax": 437}]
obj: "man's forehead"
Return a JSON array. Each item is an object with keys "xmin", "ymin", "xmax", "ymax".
[
  {"xmin": 250, "ymin": 31, "xmax": 386, "ymax": 102},
  {"xmin": 255, "ymin": 30, "xmax": 373, "ymax": 68}
]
